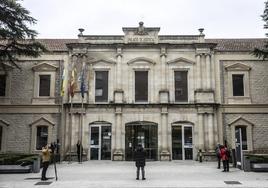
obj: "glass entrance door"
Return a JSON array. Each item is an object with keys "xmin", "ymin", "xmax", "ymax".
[
  {"xmin": 172, "ymin": 125, "xmax": 193, "ymax": 160},
  {"xmin": 90, "ymin": 125, "xmax": 111, "ymax": 160},
  {"xmin": 125, "ymin": 122, "xmax": 158, "ymax": 161}
]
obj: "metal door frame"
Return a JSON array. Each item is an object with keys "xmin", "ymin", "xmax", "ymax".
[
  {"xmin": 89, "ymin": 124, "xmax": 111, "ymax": 160},
  {"xmin": 172, "ymin": 124, "xmax": 193, "ymax": 160}
]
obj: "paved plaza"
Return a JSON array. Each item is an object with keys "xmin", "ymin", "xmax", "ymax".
[{"xmin": 0, "ymin": 161, "xmax": 268, "ymax": 188}]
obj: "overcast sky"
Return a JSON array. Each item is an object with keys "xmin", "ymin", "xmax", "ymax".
[{"xmin": 21, "ymin": 0, "xmax": 266, "ymax": 39}]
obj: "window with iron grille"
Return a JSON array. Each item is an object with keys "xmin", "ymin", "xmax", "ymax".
[
  {"xmin": 175, "ymin": 71, "xmax": 188, "ymax": 102},
  {"xmin": 39, "ymin": 75, "xmax": 51, "ymax": 96},
  {"xmin": 135, "ymin": 71, "xmax": 148, "ymax": 102},
  {"xmin": 95, "ymin": 71, "xmax": 108, "ymax": 102},
  {"xmin": 0, "ymin": 75, "xmax": 6, "ymax": 96},
  {"xmin": 232, "ymin": 74, "xmax": 244, "ymax": 96},
  {"xmin": 36, "ymin": 126, "xmax": 48, "ymax": 150}
]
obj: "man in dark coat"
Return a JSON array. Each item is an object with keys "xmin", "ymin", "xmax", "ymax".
[
  {"xmin": 134, "ymin": 144, "xmax": 146, "ymax": 180},
  {"xmin": 76, "ymin": 140, "xmax": 83, "ymax": 163}
]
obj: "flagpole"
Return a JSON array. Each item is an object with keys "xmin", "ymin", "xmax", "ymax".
[
  {"xmin": 69, "ymin": 96, "xmax": 73, "ymax": 164},
  {"xmin": 80, "ymin": 97, "xmax": 83, "ymax": 164}
]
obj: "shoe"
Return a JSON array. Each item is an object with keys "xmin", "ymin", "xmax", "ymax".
[
  {"xmin": 41, "ymin": 178, "xmax": 48, "ymax": 181},
  {"xmin": 222, "ymin": 170, "xmax": 226, "ymax": 172},
  {"xmin": 136, "ymin": 178, "xmax": 139, "ymax": 180},
  {"xmin": 217, "ymin": 167, "xmax": 220, "ymax": 169},
  {"xmin": 142, "ymin": 178, "xmax": 146, "ymax": 180}
]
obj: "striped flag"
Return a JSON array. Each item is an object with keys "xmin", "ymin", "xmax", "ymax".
[
  {"xmin": 69, "ymin": 67, "xmax": 77, "ymax": 98},
  {"xmin": 60, "ymin": 68, "xmax": 67, "ymax": 96},
  {"xmin": 80, "ymin": 65, "xmax": 86, "ymax": 98}
]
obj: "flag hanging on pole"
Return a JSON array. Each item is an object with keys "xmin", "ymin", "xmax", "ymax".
[
  {"xmin": 60, "ymin": 68, "xmax": 67, "ymax": 96},
  {"xmin": 80, "ymin": 64, "xmax": 86, "ymax": 98},
  {"xmin": 68, "ymin": 67, "xmax": 77, "ymax": 98}
]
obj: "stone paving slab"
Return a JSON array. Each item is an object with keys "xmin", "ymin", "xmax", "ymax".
[{"xmin": 0, "ymin": 161, "xmax": 268, "ymax": 188}]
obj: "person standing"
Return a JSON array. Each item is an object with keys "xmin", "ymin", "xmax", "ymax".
[
  {"xmin": 215, "ymin": 144, "xmax": 221, "ymax": 169},
  {"xmin": 134, "ymin": 144, "xmax": 146, "ymax": 180},
  {"xmin": 220, "ymin": 145, "xmax": 229, "ymax": 172},
  {"xmin": 41, "ymin": 144, "xmax": 52, "ymax": 181},
  {"xmin": 76, "ymin": 140, "xmax": 83, "ymax": 163}
]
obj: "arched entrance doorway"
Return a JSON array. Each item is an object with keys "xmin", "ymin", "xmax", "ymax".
[
  {"xmin": 172, "ymin": 123, "xmax": 193, "ymax": 160},
  {"xmin": 89, "ymin": 121, "xmax": 112, "ymax": 160},
  {"xmin": 125, "ymin": 121, "xmax": 158, "ymax": 161}
]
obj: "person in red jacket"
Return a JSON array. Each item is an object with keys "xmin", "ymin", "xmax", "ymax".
[{"xmin": 220, "ymin": 145, "xmax": 229, "ymax": 172}]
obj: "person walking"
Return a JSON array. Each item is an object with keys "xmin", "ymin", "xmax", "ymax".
[
  {"xmin": 215, "ymin": 144, "xmax": 221, "ymax": 169},
  {"xmin": 76, "ymin": 140, "xmax": 83, "ymax": 163},
  {"xmin": 41, "ymin": 144, "xmax": 52, "ymax": 181},
  {"xmin": 134, "ymin": 144, "xmax": 146, "ymax": 180}
]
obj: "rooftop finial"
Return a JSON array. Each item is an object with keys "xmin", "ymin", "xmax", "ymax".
[
  {"xmin": 198, "ymin": 28, "xmax": 204, "ymax": 35},
  {"xmin": 78, "ymin": 28, "xmax": 85, "ymax": 36}
]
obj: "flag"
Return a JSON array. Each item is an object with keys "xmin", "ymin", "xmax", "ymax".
[
  {"xmin": 69, "ymin": 67, "xmax": 77, "ymax": 98},
  {"xmin": 80, "ymin": 66, "xmax": 85, "ymax": 98},
  {"xmin": 60, "ymin": 68, "xmax": 67, "ymax": 96}
]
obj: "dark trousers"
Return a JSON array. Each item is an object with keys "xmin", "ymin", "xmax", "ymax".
[
  {"xmin": 223, "ymin": 160, "xmax": 229, "ymax": 171},
  {"xmin": 77, "ymin": 153, "xmax": 82, "ymax": 162},
  {"xmin": 41, "ymin": 161, "xmax": 49, "ymax": 179},
  {"xmin": 136, "ymin": 166, "xmax": 145, "ymax": 179},
  {"xmin": 217, "ymin": 157, "xmax": 221, "ymax": 168}
]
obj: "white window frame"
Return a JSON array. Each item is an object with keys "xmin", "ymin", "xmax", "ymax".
[
  {"xmin": 225, "ymin": 63, "xmax": 251, "ymax": 104},
  {"xmin": 32, "ymin": 63, "xmax": 57, "ymax": 104},
  {"xmin": 0, "ymin": 119, "xmax": 9, "ymax": 152},
  {"xmin": 0, "ymin": 66, "xmax": 12, "ymax": 104}
]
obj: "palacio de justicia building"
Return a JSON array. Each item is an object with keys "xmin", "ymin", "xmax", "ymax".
[{"xmin": 0, "ymin": 22, "xmax": 267, "ymax": 161}]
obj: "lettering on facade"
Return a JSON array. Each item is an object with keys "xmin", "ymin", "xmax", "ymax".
[{"xmin": 127, "ymin": 36, "xmax": 156, "ymax": 43}]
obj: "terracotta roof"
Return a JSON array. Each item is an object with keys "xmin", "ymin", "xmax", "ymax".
[
  {"xmin": 206, "ymin": 38, "xmax": 268, "ymax": 52},
  {"xmin": 36, "ymin": 39, "xmax": 77, "ymax": 51},
  {"xmin": 1, "ymin": 38, "xmax": 268, "ymax": 52}
]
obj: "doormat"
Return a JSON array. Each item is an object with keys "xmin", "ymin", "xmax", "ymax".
[
  {"xmin": 35, "ymin": 182, "xmax": 52, "ymax": 185},
  {"xmin": 224, "ymin": 181, "xmax": 242, "ymax": 184}
]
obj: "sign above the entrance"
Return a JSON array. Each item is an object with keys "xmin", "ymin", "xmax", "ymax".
[
  {"xmin": 125, "ymin": 35, "xmax": 158, "ymax": 44},
  {"xmin": 123, "ymin": 22, "xmax": 160, "ymax": 44}
]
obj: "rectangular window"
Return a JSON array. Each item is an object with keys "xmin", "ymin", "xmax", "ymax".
[
  {"xmin": 95, "ymin": 71, "xmax": 108, "ymax": 102},
  {"xmin": 36, "ymin": 126, "xmax": 48, "ymax": 150},
  {"xmin": 135, "ymin": 71, "xmax": 148, "ymax": 102},
  {"xmin": 0, "ymin": 126, "xmax": 2, "ymax": 150},
  {"xmin": 175, "ymin": 71, "xmax": 188, "ymax": 102},
  {"xmin": 39, "ymin": 75, "xmax": 51, "ymax": 96},
  {"xmin": 0, "ymin": 75, "xmax": 6, "ymax": 96},
  {"xmin": 232, "ymin": 74, "xmax": 244, "ymax": 96}
]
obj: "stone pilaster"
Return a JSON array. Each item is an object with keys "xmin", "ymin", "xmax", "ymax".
[
  {"xmin": 205, "ymin": 54, "xmax": 211, "ymax": 89},
  {"xmin": 196, "ymin": 54, "xmax": 201, "ymax": 90},
  {"xmin": 159, "ymin": 47, "xmax": 169, "ymax": 103},
  {"xmin": 113, "ymin": 107, "xmax": 124, "ymax": 160},
  {"xmin": 198, "ymin": 113, "xmax": 204, "ymax": 151},
  {"xmin": 160, "ymin": 106, "xmax": 170, "ymax": 160},
  {"xmin": 114, "ymin": 46, "xmax": 124, "ymax": 103},
  {"xmin": 208, "ymin": 113, "xmax": 214, "ymax": 151}
]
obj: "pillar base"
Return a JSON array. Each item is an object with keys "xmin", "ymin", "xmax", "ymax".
[
  {"xmin": 160, "ymin": 150, "xmax": 171, "ymax": 161},
  {"xmin": 113, "ymin": 150, "xmax": 124, "ymax": 161}
]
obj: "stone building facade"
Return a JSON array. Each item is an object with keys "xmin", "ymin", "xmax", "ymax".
[{"xmin": 0, "ymin": 23, "xmax": 267, "ymax": 161}]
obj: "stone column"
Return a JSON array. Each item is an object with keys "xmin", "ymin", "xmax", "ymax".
[
  {"xmin": 159, "ymin": 47, "xmax": 169, "ymax": 103},
  {"xmin": 113, "ymin": 107, "xmax": 123, "ymax": 160},
  {"xmin": 198, "ymin": 113, "xmax": 204, "ymax": 151},
  {"xmin": 208, "ymin": 113, "xmax": 214, "ymax": 151},
  {"xmin": 211, "ymin": 53, "xmax": 215, "ymax": 90},
  {"xmin": 160, "ymin": 47, "xmax": 167, "ymax": 89},
  {"xmin": 116, "ymin": 47, "xmax": 122, "ymax": 89},
  {"xmin": 205, "ymin": 54, "xmax": 211, "ymax": 90},
  {"xmin": 160, "ymin": 107, "xmax": 170, "ymax": 160},
  {"xmin": 114, "ymin": 47, "xmax": 124, "ymax": 103},
  {"xmin": 196, "ymin": 54, "xmax": 201, "ymax": 90}
]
